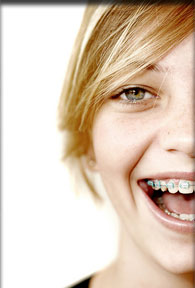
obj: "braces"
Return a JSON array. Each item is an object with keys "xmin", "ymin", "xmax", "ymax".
[{"xmin": 147, "ymin": 180, "xmax": 195, "ymax": 190}]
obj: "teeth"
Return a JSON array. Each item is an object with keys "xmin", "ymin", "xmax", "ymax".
[
  {"xmin": 156, "ymin": 199, "xmax": 195, "ymax": 221},
  {"xmin": 169, "ymin": 212, "xmax": 195, "ymax": 221},
  {"xmin": 153, "ymin": 180, "xmax": 161, "ymax": 190},
  {"xmin": 178, "ymin": 180, "xmax": 193, "ymax": 194},
  {"xmin": 147, "ymin": 179, "xmax": 195, "ymax": 194},
  {"xmin": 160, "ymin": 180, "xmax": 167, "ymax": 192},
  {"xmin": 167, "ymin": 180, "xmax": 178, "ymax": 194}
]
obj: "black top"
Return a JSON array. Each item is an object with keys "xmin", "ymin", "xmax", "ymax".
[{"xmin": 70, "ymin": 277, "xmax": 92, "ymax": 288}]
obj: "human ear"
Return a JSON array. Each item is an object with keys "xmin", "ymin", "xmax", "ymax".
[{"xmin": 85, "ymin": 145, "xmax": 99, "ymax": 171}]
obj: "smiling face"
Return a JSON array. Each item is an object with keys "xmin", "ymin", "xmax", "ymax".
[{"xmin": 91, "ymin": 34, "xmax": 194, "ymax": 273}]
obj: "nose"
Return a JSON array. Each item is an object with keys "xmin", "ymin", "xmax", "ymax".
[
  {"xmin": 158, "ymin": 101, "xmax": 195, "ymax": 159},
  {"xmin": 155, "ymin": 34, "xmax": 194, "ymax": 159}
]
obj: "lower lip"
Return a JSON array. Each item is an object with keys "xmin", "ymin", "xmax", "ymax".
[{"xmin": 138, "ymin": 182, "xmax": 194, "ymax": 234}]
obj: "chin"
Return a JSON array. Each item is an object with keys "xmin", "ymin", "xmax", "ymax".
[{"xmin": 157, "ymin": 248, "xmax": 194, "ymax": 275}]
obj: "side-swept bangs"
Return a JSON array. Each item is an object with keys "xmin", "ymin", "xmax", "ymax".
[{"xmin": 58, "ymin": 1, "xmax": 193, "ymax": 160}]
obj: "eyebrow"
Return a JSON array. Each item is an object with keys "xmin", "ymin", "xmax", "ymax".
[{"xmin": 146, "ymin": 63, "xmax": 170, "ymax": 73}]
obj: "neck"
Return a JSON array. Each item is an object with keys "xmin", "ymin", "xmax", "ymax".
[{"xmin": 91, "ymin": 226, "xmax": 193, "ymax": 288}]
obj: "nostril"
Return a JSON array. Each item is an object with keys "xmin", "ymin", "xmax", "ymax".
[{"xmin": 166, "ymin": 147, "xmax": 195, "ymax": 158}]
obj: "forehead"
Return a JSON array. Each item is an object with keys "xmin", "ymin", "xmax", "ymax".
[{"xmin": 156, "ymin": 34, "xmax": 193, "ymax": 75}]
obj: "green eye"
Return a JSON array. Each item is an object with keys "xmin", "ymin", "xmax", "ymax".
[
  {"xmin": 119, "ymin": 87, "xmax": 154, "ymax": 103},
  {"xmin": 123, "ymin": 88, "xmax": 145, "ymax": 101}
]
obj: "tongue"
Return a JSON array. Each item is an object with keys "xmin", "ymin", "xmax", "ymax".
[{"xmin": 162, "ymin": 192, "xmax": 194, "ymax": 214}]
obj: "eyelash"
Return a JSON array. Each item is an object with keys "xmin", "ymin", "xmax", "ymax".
[{"xmin": 111, "ymin": 86, "xmax": 158, "ymax": 105}]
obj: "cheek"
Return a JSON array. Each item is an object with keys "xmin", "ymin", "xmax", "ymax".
[
  {"xmin": 91, "ymin": 107, "xmax": 156, "ymax": 218},
  {"xmin": 92, "ymin": 109, "xmax": 154, "ymax": 179}
]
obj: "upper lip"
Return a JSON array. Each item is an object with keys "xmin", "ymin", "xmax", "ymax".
[{"xmin": 141, "ymin": 172, "xmax": 195, "ymax": 182}]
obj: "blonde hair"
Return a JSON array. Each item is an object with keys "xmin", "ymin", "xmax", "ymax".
[{"xmin": 58, "ymin": 1, "xmax": 193, "ymax": 193}]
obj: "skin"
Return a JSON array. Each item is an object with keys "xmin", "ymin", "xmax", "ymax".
[{"xmin": 89, "ymin": 34, "xmax": 194, "ymax": 288}]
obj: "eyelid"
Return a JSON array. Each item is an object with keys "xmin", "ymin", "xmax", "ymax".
[{"xmin": 111, "ymin": 84, "xmax": 159, "ymax": 99}]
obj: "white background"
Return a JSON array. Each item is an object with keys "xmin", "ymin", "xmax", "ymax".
[{"xmin": 2, "ymin": 5, "xmax": 119, "ymax": 288}]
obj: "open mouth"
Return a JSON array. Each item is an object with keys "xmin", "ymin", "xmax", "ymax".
[{"xmin": 138, "ymin": 177, "xmax": 195, "ymax": 233}]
